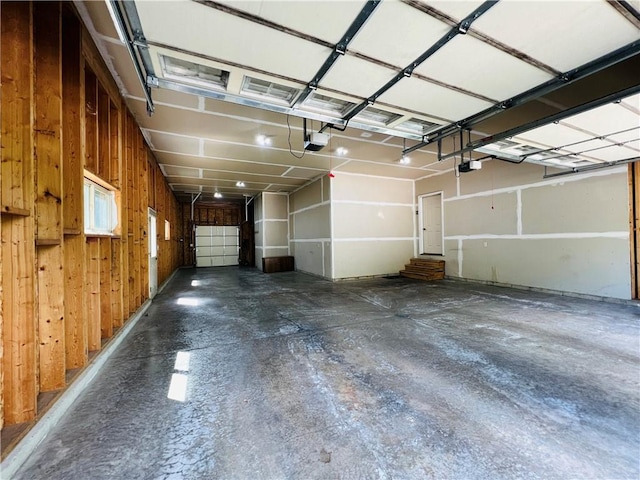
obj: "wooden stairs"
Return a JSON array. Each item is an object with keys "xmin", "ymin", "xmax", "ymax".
[{"xmin": 400, "ymin": 258, "xmax": 445, "ymax": 281}]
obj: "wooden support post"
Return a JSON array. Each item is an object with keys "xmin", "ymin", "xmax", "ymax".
[
  {"xmin": 111, "ymin": 239, "xmax": 123, "ymax": 329},
  {"xmin": 85, "ymin": 238, "xmax": 101, "ymax": 351},
  {"xmin": 141, "ymin": 150, "xmax": 150, "ymax": 301},
  {"xmin": 62, "ymin": 5, "xmax": 87, "ymax": 369},
  {"xmin": 97, "ymin": 84, "xmax": 110, "ymax": 181},
  {"xmin": 1, "ymin": 2, "xmax": 38, "ymax": 424},
  {"xmin": 34, "ymin": 1, "xmax": 66, "ymax": 392},
  {"xmin": 121, "ymin": 110, "xmax": 130, "ymax": 319},
  {"xmin": 99, "ymin": 238, "xmax": 113, "ymax": 338},
  {"xmin": 132, "ymin": 129, "xmax": 142, "ymax": 309},
  {"xmin": 84, "ymin": 69, "xmax": 98, "ymax": 174}
]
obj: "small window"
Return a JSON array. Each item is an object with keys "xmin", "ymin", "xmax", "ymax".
[
  {"xmin": 165, "ymin": 220, "xmax": 171, "ymax": 240},
  {"xmin": 160, "ymin": 55, "xmax": 229, "ymax": 91},
  {"xmin": 353, "ymin": 106, "xmax": 402, "ymax": 126},
  {"xmin": 84, "ymin": 178, "xmax": 117, "ymax": 235},
  {"xmin": 241, "ymin": 76, "xmax": 300, "ymax": 105},
  {"xmin": 396, "ymin": 117, "xmax": 441, "ymax": 135},
  {"xmin": 300, "ymin": 92, "xmax": 356, "ymax": 118}
]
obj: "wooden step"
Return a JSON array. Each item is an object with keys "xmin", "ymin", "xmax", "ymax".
[
  {"xmin": 399, "ymin": 258, "xmax": 445, "ymax": 281},
  {"xmin": 399, "ymin": 270, "xmax": 445, "ymax": 281},
  {"xmin": 408, "ymin": 258, "xmax": 445, "ymax": 268},
  {"xmin": 405, "ymin": 263, "xmax": 444, "ymax": 272}
]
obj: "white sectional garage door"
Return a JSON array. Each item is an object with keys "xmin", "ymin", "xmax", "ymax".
[{"xmin": 195, "ymin": 226, "xmax": 239, "ymax": 267}]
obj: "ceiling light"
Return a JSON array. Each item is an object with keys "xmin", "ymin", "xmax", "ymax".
[
  {"xmin": 236, "ymin": 181, "xmax": 245, "ymax": 187},
  {"xmin": 336, "ymin": 147, "xmax": 348, "ymax": 156},
  {"xmin": 399, "ymin": 155, "xmax": 411, "ymax": 165},
  {"xmin": 214, "ymin": 192, "xmax": 222, "ymax": 199},
  {"xmin": 256, "ymin": 134, "xmax": 272, "ymax": 146}
]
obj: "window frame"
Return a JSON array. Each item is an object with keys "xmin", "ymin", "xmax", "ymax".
[{"xmin": 83, "ymin": 170, "xmax": 120, "ymax": 236}]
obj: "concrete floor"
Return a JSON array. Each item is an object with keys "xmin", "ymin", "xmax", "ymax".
[{"xmin": 14, "ymin": 267, "xmax": 640, "ymax": 479}]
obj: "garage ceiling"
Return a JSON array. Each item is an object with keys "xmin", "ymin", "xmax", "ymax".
[{"xmin": 77, "ymin": 0, "xmax": 640, "ymax": 201}]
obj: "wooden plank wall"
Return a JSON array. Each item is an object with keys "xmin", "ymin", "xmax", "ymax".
[{"xmin": 0, "ymin": 2, "xmax": 182, "ymax": 433}]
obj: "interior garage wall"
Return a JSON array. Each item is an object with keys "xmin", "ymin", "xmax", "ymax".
[
  {"xmin": 254, "ymin": 192, "xmax": 289, "ymax": 271},
  {"xmin": 289, "ymin": 178, "xmax": 331, "ymax": 278},
  {"xmin": 0, "ymin": 1, "xmax": 181, "ymax": 433},
  {"xmin": 332, "ymin": 173, "xmax": 415, "ymax": 279},
  {"xmin": 416, "ymin": 160, "xmax": 631, "ymax": 299}
]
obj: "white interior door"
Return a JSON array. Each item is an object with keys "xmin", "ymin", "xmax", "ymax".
[
  {"xmin": 421, "ymin": 193, "xmax": 443, "ymax": 255},
  {"xmin": 148, "ymin": 208, "xmax": 158, "ymax": 298}
]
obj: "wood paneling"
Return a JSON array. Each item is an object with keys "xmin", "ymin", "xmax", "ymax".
[
  {"xmin": 1, "ymin": 1, "xmax": 37, "ymax": 425},
  {"xmin": 0, "ymin": 1, "xmax": 182, "ymax": 437}
]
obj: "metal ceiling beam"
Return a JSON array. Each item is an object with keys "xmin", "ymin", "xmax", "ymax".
[
  {"xmin": 543, "ymin": 155, "xmax": 639, "ymax": 178},
  {"xmin": 404, "ymin": 39, "xmax": 640, "ymax": 156},
  {"xmin": 437, "ymin": 83, "xmax": 640, "ymax": 162},
  {"xmin": 106, "ymin": 0, "xmax": 154, "ymax": 114},
  {"xmin": 339, "ymin": 1, "xmax": 499, "ymax": 125},
  {"xmin": 292, "ymin": 0, "xmax": 381, "ymax": 108}
]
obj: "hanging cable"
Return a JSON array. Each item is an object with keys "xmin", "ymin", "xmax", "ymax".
[{"xmin": 286, "ymin": 114, "xmax": 306, "ymax": 159}]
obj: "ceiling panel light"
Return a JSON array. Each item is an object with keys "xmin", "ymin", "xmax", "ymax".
[
  {"xmin": 396, "ymin": 117, "xmax": 441, "ymax": 135},
  {"xmin": 241, "ymin": 77, "xmax": 301, "ymax": 105},
  {"xmin": 301, "ymin": 92, "xmax": 356, "ymax": 118},
  {"xmin": 236, "ymin": 181, "xmax": 246, "ymax": 187},
  {"xmin": 161, "ymin": 55, "xmax": 229, "ymax": 91},
  {"xmin": 256, "ymin": 134, "xmax": 272, "ymax": 146},
  {"xmin": 354, "ymin": 106, "xmax": 402, "ymax": 126}
]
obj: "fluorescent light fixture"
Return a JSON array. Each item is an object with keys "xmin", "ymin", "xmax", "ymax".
[
  {"xmin": 256, "ymin": 134, "xmax": 272, "ymax": 146},
  {"xmin": 236, "ymin": 181, "xmax": 246, "ymax": 187},
  {"xmin": 336, "ymin": 147, "xmax": 348, "ymax": 156},
  {"xmin": 167, "ymin": 373, "xmax": 188, "ymax": 402},
  {"xmin": 191, "ymin": 280, "xmax": 202, "ymax": 287},
  {"xmin": 214, "ymin": 192, "xmax": 222, "ymax": 199}
]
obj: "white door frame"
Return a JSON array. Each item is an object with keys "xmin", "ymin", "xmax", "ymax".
[
  {"xmin": 418, "ymin": 191, "xmax": 444, "ymax": 256},
  {"xmin": 148, "ymin": 208, "xmax": 158, "ymax": 298}
]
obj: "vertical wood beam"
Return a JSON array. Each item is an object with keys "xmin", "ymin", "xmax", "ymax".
[
  {"xmin": 34, "ymin": 1, "xmax": 65, "ymax": 392},
  {"xmin": 97, "ymin": 84, "xmax": 110, "ymax": 181},
  {"xmin": 85, "ymin": 238, "xmax": 101, "ymax": 351},
  {"xmin": 1, "ymin": 2, "xmax": 38, "ymax": 424},
  {"xmin": 111, "ymin": 239, "xmax": 123, "ymax": 329},
  {"xmin": 99, "ymin": 238, "xmax": 113, "ymax": 338},
  {"xmin": 121, "ymin": 109, "xmax": 130, "ymax": 318},
  {"xmin": 141, "ymin": 149, "xmax": 150, "ymax": 301},
  {"xmin": 84, "ymin": 69, "xmax": 97, "ymax": 174},
  {"xmin": 62, "ymin": 5, "xmax": 87, "ymax": 369}
]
